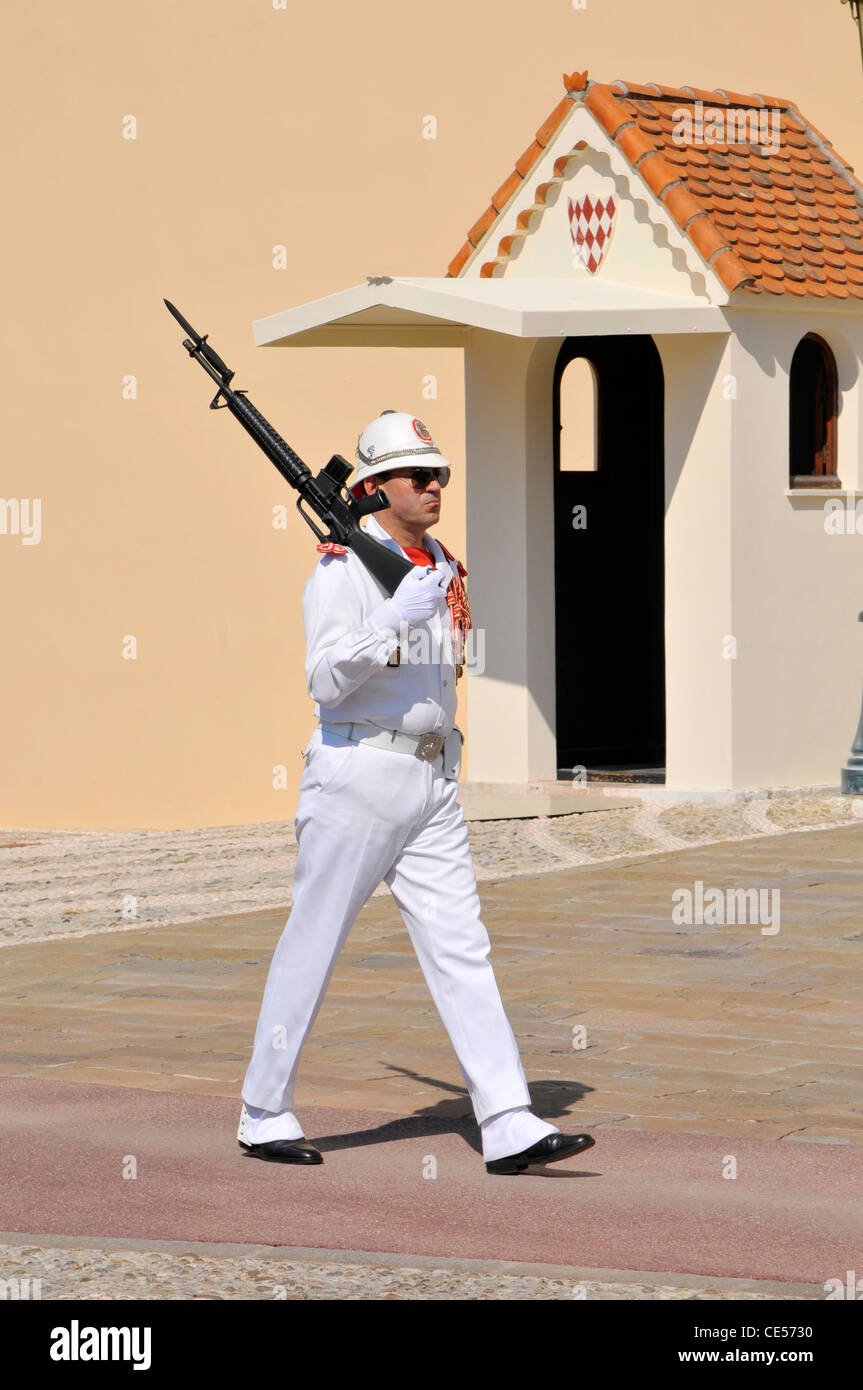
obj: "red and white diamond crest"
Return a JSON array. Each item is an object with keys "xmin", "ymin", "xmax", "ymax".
[{"xmin": 568, "ymin": 194, "xmax": 616, "ymax": 273}]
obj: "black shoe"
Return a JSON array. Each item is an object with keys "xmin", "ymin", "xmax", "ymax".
[
  {"xmin": 239, "ymin": 1138, "xmax": 323, "ymax": 1164},
  {"xmin": 485, "ymin": 1132, "xmax": 595, "ymax": 1175}
]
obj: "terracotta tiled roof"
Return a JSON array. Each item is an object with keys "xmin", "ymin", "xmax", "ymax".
[{"xmin": 446, "ymin": 73, "xmax": 863, "ymax": 298}]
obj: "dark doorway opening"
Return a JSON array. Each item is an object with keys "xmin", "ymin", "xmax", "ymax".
[
  {"xmin": 789, "ymin": 332, "xmax": 839, "ymax": 488},
  {"xmin": 553, "ymin": 335, "xmax": 666, "ymax": 783}
]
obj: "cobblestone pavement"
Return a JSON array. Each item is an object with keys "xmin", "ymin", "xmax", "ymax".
[
  {"xmin": 3, "ymin": 820, "xmax": 862, "ymax": 1140},
  {"xmin": 3, "ymin": 798, "xmax": 862, "ymax": 1301},
  {"xmin": 0, "ymin": 1239, "xmax": 819, "ymax": 1300},
  {"xmin": 2, "ymin": 787, "xmax": 862, "ymax": 948}
]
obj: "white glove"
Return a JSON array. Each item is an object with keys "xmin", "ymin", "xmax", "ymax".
[{"xmin": 390, "ymin": 565, "xmax": 453, "ymax": 624}]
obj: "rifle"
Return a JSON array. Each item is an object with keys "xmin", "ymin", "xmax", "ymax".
[{"xmin": 163, "ymin": 300, "xmax": 414, "ymax": 595}]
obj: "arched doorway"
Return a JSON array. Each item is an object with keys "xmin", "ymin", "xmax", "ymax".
[{"xmin": 553, "ymin": 335, "xmax": 666, "ymax": 781}]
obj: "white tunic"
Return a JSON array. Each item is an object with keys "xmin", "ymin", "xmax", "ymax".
[{"xmin": 303, "ymin": 511, "xmax": 459, "ymax": 737}]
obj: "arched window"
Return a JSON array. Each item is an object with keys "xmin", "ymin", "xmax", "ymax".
[
  {"xmin": 558, "ymin": 356, "xmax": 599, "ymax": 472},
  {"xmin": 789, "ymin": 333, "xmax": 839, "ymax": 488}
]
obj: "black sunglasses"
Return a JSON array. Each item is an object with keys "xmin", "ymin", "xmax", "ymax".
[{"xmin": 382, "ymin": 466, "xmax": 450, "ymax": 490}]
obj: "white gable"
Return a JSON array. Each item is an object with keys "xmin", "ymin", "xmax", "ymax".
[{"xmin": 460, "ymin": 103, "xmax": 723, "ymax": 304}]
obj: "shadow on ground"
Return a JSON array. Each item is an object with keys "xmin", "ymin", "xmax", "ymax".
[{"xmin": 306, "ymin": 1065, "xmax": 594, "ymax": 1156}]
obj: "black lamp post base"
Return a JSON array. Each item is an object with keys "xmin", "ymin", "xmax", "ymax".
[
  {"xmin": 841, "ymin": 611, "xmax": 863, "ymax": 796},
  {"xmin": 840, "ymin": 764, "xmax": 863, "ymax": 795}
]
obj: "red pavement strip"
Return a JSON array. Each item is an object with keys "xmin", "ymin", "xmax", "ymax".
[{"xmin": 0, "ymin": 1077, "xmax": 859, "ymax": 1287}]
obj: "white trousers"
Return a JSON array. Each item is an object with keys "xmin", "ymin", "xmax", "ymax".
[{"xmin": 241, "ymin": 725, "xmax": 535, "ymax": 1127}]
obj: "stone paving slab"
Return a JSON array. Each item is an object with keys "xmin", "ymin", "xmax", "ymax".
[{"xmin": 0, "ymin": 1081, "xmax": 860, "ymax": 1288}]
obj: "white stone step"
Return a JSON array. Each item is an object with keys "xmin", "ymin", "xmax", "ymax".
[{"xmin": 456, "ymin": 782, "xmax": 641, "ymax": 821}]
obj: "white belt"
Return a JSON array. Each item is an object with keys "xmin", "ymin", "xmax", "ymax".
[{"xmin": 320, "ymin": 719, "xmax": 451, "ymax": 762}]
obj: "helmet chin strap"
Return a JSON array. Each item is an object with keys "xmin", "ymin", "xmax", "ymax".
[{"xmin": 350, "ymin": 487, "xmax": 391, "ymax": 519}]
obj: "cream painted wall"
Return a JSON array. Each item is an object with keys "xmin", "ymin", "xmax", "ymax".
[
  {"xmin": 462, "ymin": 330, "xmax": 545, "ymax": 782},
  {"xmin": 657, "ymin": 333, "xmax": 736, "ymax": 788},
  {"xmin": 726, "ymin": 310, "xmax": 863, "ymax": 787},
  {"xmin": 3, "ymin": 0, "xmax": 862, "ymax": 826}
]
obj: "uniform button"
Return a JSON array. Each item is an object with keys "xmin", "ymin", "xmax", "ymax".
[{"xmin": 443, "ymin": 679, "xmax": 448, "ymax": 686}]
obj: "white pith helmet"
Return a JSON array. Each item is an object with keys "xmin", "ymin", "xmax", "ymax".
[{"xmin": 349, "ymin": 410, "xmax": 451, "ymax": 500}]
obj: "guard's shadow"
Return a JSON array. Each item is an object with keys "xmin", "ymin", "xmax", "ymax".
[{"xmin": 308, "ymin": 1065, "xmax": 600, "ymax": 1175}]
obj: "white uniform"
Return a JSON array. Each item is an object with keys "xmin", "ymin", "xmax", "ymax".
[
  {"xmin": 300, "ymin": 511, "xmax": 459, "ymax": 737},
  {"xmin": 241, "ymin": 513, "xmax": 558, "ymax": 1161}
]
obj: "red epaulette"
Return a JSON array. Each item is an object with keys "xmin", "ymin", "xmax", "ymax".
[
  {"xmin": 316, "ymin": 542, "xmax": 349, "ymax": 555},
  {"xmin": 436, "ymin": 539, "xmax": 467, "ymax": 577}
]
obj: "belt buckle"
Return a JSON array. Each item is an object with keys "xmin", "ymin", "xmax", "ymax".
[{"xmin": 415, "ymin": 732, "xmax": 445, "ymax": 762}]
